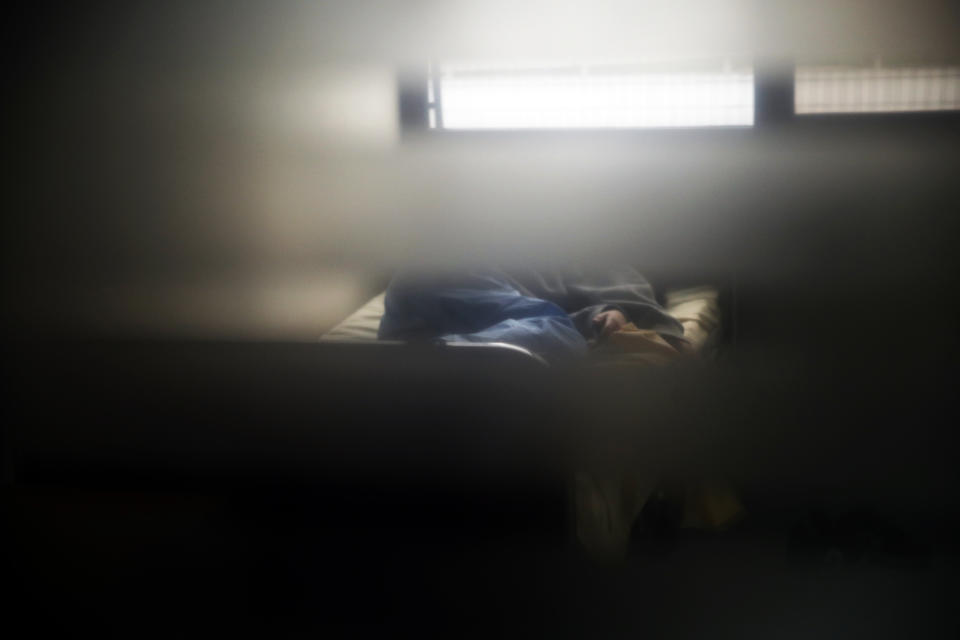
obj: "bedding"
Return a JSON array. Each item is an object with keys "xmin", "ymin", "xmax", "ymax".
[
  {"xmin": 321, "ymin": 285, "xmax": 720, "ymax": 354},
  {"xmin": 377, "ymin": 270, "xmax": 596, "ymax": 359},
  {"xmin": 377, "ymin": 268, "xmax": 686, "ymax": 355}
]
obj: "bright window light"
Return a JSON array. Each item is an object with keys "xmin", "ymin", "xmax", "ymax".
[
  {"xmin": 795, "ymin": 62, "xmax": 960, "ymax": 114},
  {"xmin": 432, "ymin": 59, "xmax": 754, "ymax": 129}
]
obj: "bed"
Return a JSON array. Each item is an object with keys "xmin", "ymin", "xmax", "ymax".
[
  {"xmin": 319, "ymin": 280, "xmax": 727, "ymax": 560},
  {"xmin": 321, "ymin": 285, "xmax": 723, "ymax": 358}
]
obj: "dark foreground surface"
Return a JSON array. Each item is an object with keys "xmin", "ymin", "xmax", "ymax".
[{"xmin": 4, "ymin": 339, "xmax": 958, "ymax": 638}]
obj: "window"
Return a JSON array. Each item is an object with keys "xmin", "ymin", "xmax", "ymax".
[
  {"xmin": 428, "ymin": 58, "xmax": 754, "ymax": 129},
  {"xmin": 795, "ymin": 61, "xmax": 960, "ymax": 114}
]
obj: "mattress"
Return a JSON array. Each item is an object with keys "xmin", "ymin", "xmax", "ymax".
[{"xmin": 321, "ymin": 286, "xmax": 721, "ymax": 354}]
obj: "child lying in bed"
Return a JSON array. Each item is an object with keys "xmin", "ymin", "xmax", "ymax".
[{"xmin": 378, "ymin": 266, "xmax": 691, "ymax": 361}]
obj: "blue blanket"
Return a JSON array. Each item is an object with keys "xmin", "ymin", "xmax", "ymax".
[
  {"xmin": 378, "ymin": 271, "xmax": 589, "ymax": 359},
  {"xmin": 378, "ymin": 267, "xmax": 686, "ymax": 361}
]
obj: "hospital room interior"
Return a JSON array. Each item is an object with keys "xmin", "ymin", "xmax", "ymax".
[{"xmin": 5, "ymin": 1, "xmax": 960, "ymax": 637}]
